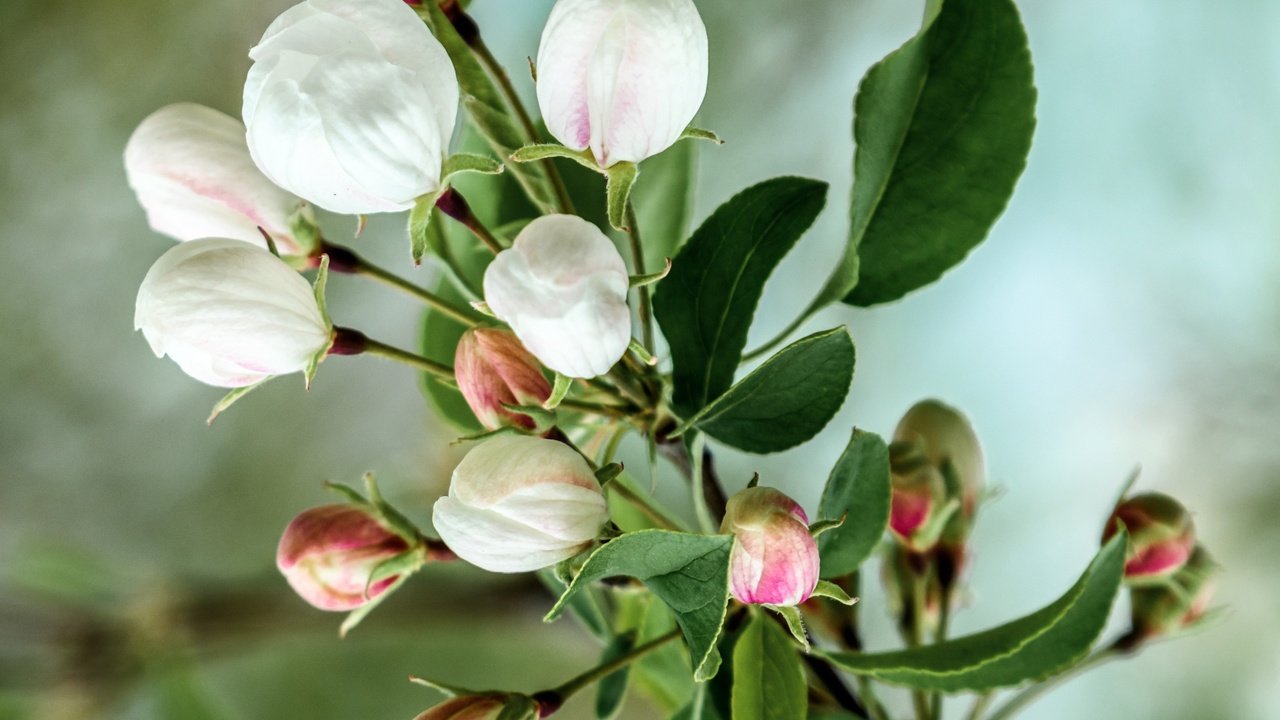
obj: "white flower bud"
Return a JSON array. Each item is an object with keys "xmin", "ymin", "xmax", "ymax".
[
  {"xmin": 432, "ymin": 435, "xmax": 609, "ymax": 573},
  {"xmin": 483, "ymin": 215, "xmax": 631, "ymax": 379},
  {"xmin": 536, "ymin": 0, "xmax": 708, "ymax": 167},
  {"xmin": 124, "ymin": 103, "xmax": 309, "ymax": 254},
  {"xmin": 134, "ymin": 238, "xmax": 332, "ymax": 387},
  {"xmin": 243, "ymin": 0, "xmax": 459, "ymax": 215}
]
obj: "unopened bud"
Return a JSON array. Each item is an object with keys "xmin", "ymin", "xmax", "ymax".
[
  {"xmin": 1130, "ymin": 544, "xmax": 1218, "ymax": 639},
  {"xmin": 432, "ymin": 435, "xmax": 610, "ymax": 573},
  {"xmin": 887, "ymin": 441, "xmax": 950, "ymax": 553},
  {"xmin": 1102, "ymin": 492, "xmax": 1195, "ymax": 582},
  {"xmin": 721, "ymin": 486, "xmax": 819, "ymax": 607},
  {"xmin": 880, "ymin": 544, "xmax": 942, "ymax": 636},
  {"xmin": 894, "ymin": 400, "xmax": 984, "ymax": 532},
  {"xmin": 454, "ymin": 328, "xmax": 552, "ymax": 430},
  {"xmin": 276, "ymin": 504, "xmax": 415, "ymax": 611},
  {"xmin": 412, "ymin": 695, "xmax": 505, "ymax": 720}
]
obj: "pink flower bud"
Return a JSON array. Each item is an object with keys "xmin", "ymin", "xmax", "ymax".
[
  {"xmin": 124, "ymin": 103, "xmax": 310, "ymax": 255},
  {"xmin": 412, "ymin": 696, "xmax": 505, "ymax": 720},
  {"xmin": 536, "ymin": 0, "xmax": 708, "ymax": 168},
  {"xmin": 454, "ymin": 328, "xmax": 552, "ymax": 430},
  {"xmin": 886, "ymin": 442, "xmax": 948, "ymax": 553},
  {"xmin": 432, "ymin": 435, "xmax": 610, "ymax": 573},
  {"xmin": 893, "ymin": 400, "xmax": 985, "ymax": 522},
  {"xmin": 1102, "ymin": 492, "xmax": 1195, "ymax": 582},
  {"xmin": 276, "ymin": 504, "xmax": 413, "ymax": 611},
  {"xmin": 721, "ymin": 487, "xmax": 819, "ymax": 607},
  {"xmin": 1130, "ymin": 544, "xmax": 1217, "ymax": 639}
]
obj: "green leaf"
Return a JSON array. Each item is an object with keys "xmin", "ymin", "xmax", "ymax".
[
  {"xmin": 672, "ymin": 328, "xmax": 854, "ymax": 454},
  {"xmin": 817, "ymin": 429, "xmax": 892, "ymax": 577},
  {"xmin": 731, "ymin": 612, "xmax": 807, "ymax": 720},
  {"xmin": 811, "ymin": 580, "xmax": 857, "ymax": 606},
  {"xmin": 653, "ymin": 177, "xmax": 828, "ymax": 417},
  {"xmin": 595, "ymin": 632, "xmax": 637, "ymax": 720},
  {"xmin": 419, "ymin": 3, "xmax": 557, "ymax": 212},
  {"xmin": 634, "ymin": 137, "xmax": 698, "ymax": 261},
  {"xmin": 824, "ymin": 532, "xmax": 1127, "ymax": 691},
  {"xmin": 545, "ymin": 530, "xmax": 734, "ymax": 682},
  {"xmin": 814, "ymin": 0, "xmax": 1036, "ymax": 309}
]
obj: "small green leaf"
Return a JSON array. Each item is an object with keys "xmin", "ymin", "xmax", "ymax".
[
  {"xmin": 545, "ymin": 530, "xmax": 734, "ymax": 682},
  {"xmin": 811, "ymin": 580, "xmax": 857, "ymax": 606},
  {"xmin": 442, "ymin": 152, "xmax": 504, "ymax": 177},
  {"xmin": 629, "ymin": 257, "xmax": 672, "ymax": 288},
  {"xmin": 543, "ymin": 372, "xmax": 573, "ymax": 410},
  {"xmin": 824, "ymin": 533, "xmax": 1127, "ymax": 691},
  {"xmin": 606, "ymin": 161, "xmax": 639, "ymax": 232},
  {"xmin": 408, "ymin": 189, "xmax": 447, "ymax": 265},
  {"xmin": 595, "ymin": 632, "xmax": 637, "ymax": 720},
  {"xmin": 653, "ymin": 177, "xmax": 828, "ymax": 418},
  {"xmin": 731, "ymin": 612, "xmax": 807, "ymax": 720},
  {"xmin": 511, "ymin": 143, "xmax": 597, "ymax": 171},
  {"xmin": 817, "ymin": 430, "xmax": 892, "ymax": 577},
  {"xmin": 680, "ymin": 126, "xmax": 723, "ymax": 144},
  {"xmin": 672, "ymin": 328, "xmax": 855, "ymax": 454},
  {"xmin": 766, "ymin": 605, "xmax": 810, "ymax": 651},
  {"xmin": 814, "ymin": 0, "xmax": 1036, "ymax": 309}
]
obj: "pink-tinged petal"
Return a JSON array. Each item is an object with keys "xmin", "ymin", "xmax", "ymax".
[
  {"xmin": 455, "ymin": 328, "xmax": 551, "ymax": 430},
  {"xmin": 723, "ymin": 486, "xmax": 820, "ymax": 607},
  {"xmin": 1124, "ymin": 532, "xmax": 1194, "ymax": 578},
  {"xmin": 413, "ymin": 695, "xmax": 505, "ymax": 720},
  {"xmin": 889, "ymin": 486, "xmax": 933, "ymax": 539},
  {"xmin": 276, "ymin": 505, "xmax": 411, "ymax": 611}
]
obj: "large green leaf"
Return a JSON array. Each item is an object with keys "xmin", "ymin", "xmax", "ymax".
[
  {"xmin": 825, "ymin": 533, "xmax": 1126, "ymax": 691},
  {"xmin": 817, "ymin": 429, "xmax": 892, "ymax": 578},
  {"xmin": 811, "ymin": 0, "xmax": 1036, "ymax": 310},
  {"xmin": 653, "ymin": 177, "xmax": 828, "ymax": 417},
  {"xmin": 731, "ymin": 613, "xmax": 807, "ymax": 720},
  {"xmin": 675, "ymin": 328, "xmax": 854, "ymax": 454},
  {"xmin": 545, "ymin": 531, "xmax": 733, "ymax": 682}
]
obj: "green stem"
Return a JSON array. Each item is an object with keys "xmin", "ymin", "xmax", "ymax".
[
  {"xmin": 908, "ymin": 569, "xmax": 930, "ymax": 720},
  {"xmin": 625, "ymin": 201, "xmax": 655, "ymax": 353},
  {"xmin": 965, "ymin": 693, "xmax": 995, "ymax": 720},
  {"xmin": 544, "ymin": 627, "xmax": 682, "ymax": 702},
  {"xmin": 984, "ymin": 645, "xmax": 1124, "ymax": 720},
  {"xmin": 470, "ymin": 37, "xmax": 574, "ymax": 215},
  {"xmin": 353, "ymin": 259, "xmax": 479, "ymax": 326},
  {"xmin": 607, "ymin": 480, "xmax": 682, "ymax": 531},
  {"xmin": 350, "ymin": 334, "xmax": 455, "ymax": 381}
]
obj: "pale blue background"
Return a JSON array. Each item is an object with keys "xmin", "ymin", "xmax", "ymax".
[{"xmin": 1, "ymin": 1, "xmax": 1276, "ymax": 718}]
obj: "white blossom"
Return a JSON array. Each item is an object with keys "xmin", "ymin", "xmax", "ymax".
[
  {"xmin": 483, "ymin": 215, "xmax": 631, "ymax": 379},
  {"xmin": 536, "ymin": 0, "xmax": 708, "ymax": 167},
  {"xmin": 134, "ymin": 238, "xmax": 331, "ymax": 387},
  {"xmin": 243, "ymin": 0, "xmax": 459, "ymax": 214},
  {"xmin": 432, "ymin": 435, "xmax": 609, "ymax": 573},
  {"xmin": 124, "ymin": 103, "xmax": 308, "ymax": 254}
]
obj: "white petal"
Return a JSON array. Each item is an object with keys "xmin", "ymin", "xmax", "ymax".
[{"xmin": 432, "ymin": 497, "xmax": 587, "ymax": 573}]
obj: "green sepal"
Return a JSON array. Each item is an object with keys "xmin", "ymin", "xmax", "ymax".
[
  {"xmin": 510, "ymin": 142, "xmax": 598, "ymax": 171},
  {"xmin": 449, "ymin": 426, "xmax": 524, "ymax": 447},
  {"xmin": 628, "ymin": 338, "xmax": 657, "ymax": 366},
  {"xmin": 324, "ymin": 480, "xmax": 372, "ymax": 508},
  {"xmin": 303, "ymin": 254, "xmax": 333, "ymax": 388},
  {"xmin": 629, "ymin": 257, "xmax": 673, "ymax": 288},
  {"xmin": 912, "ymin": 497, "xmax": 961, "ymax": 551},
  {"xmin": 766, "ymin": 605, "xmax": 811, "ymax": 651},
  {"xmin": 470, "ymin": 300, "xmax": 497, "ymax": 317},
  {"xmin": 339, "ymin": 574, "xmax": 408, "ymax": 637},
  {"xmin": 809, "ymin": 514, "xmax": 846, "ymax": 539},
  {"xmin": 287, "ymin": 203, "xmax": 321, "ymax": 255},
  {"xmin": 501, "ymin": 402, "xmax": 556, "ymax": 432},
  {"xmin": 680, "ymin": 127, "xmax": 724, "ymax": 145},
  {"xmin": 363, "ymin": 472, "xmax": 423, "ymax": 544},
  {"xmin": 595, "ymin": 462, "xmax": 624, "ymax": 487},
  {"xmin": 363, "ymin": 548, "xmax": 426, "ymax": 599},
  {"xmin": 408, "ymin": 153, "xmax": 506, "ymax": 264},
  {"xmin": 407, "ymin": 675, "xmax": 477, "ymax": 697},
  {"xmin": 606, "ymin": 162, "xmax": 639, "ymax": 232},
  {"xmin": 496, "ymin": 696, "xmax": 538, "ymax": 720},
  {"xmin": 811, "ymin": 580, "xmax": 857, "ymax": 606},
  {"xmin": 543, "ymin": 372, "xmax": 573, "ymax": 410},
  {"xmin": 206, "ymin": 380, "xmax": 267, "ymax": 425}
]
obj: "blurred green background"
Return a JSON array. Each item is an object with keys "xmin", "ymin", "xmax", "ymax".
[{"xmin": 2, "ymin": 0, "xmax": 1277, "ymax": 718}]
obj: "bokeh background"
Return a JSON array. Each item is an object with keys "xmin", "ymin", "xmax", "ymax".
[{"xmin": 2, "ymin": 0, "xmax": 1277, "ymax": 718}]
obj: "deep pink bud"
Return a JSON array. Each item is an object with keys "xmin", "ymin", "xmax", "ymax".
[
  {"xmin": 721, "ymin": 486, "xmax": 819, "ymax": 607},
  {"xmin": 1102, "ymin": 492, "xmax": 1195, "ymax": 582},
  {"xmin": 413, "ymin": 695, "xmax": 505, "ymax": 720},
  {"xmin": 276, "ymin": 504, "xmax": 412, "ymax": 611},
  {"xmin": 886, "ymin": 442, "xmax": 949, "ymax": 553},
  {"xmin": 454, "ymin": 328, "xmax": 552, "ymax": 430},
  {"xmin": 1130, "ymin": 545, "xmax": 1217, "ymax": 639}
]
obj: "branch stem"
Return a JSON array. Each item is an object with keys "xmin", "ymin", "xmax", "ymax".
[
  {"xmin": 539, "ymin": 627, "xmax": 682, "ymax": 708},
  {"xmin": 331, "ymin": 328, "xmax": 455, "ymax": 381},
  {"xmin": 342, "ymin": 251, "xmax": 479, "ymax": 326},
  {"xmin": 625, "ymin": 201, "xmax": 655, "ymax": 353}
]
